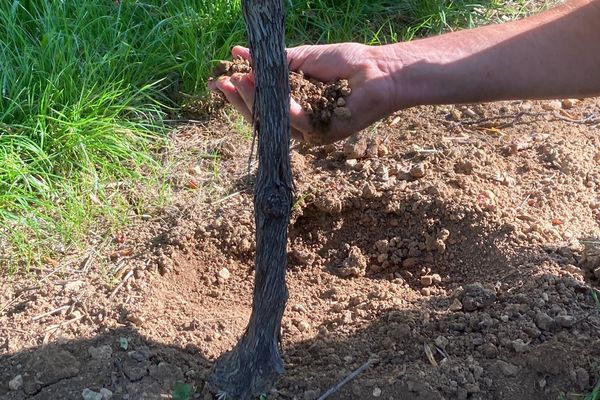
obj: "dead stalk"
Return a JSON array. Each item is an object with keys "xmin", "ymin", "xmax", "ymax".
[
  {"xmin": 31, "ymin": 305, "xmax": 70, "ymax": 322},
  {"xmin": 108, "ymin": 270, "xmax": 134, "ymax": 300},
  {"xmin": 317, "ymin": 359, "xmax": 373, "ymax": 400}
]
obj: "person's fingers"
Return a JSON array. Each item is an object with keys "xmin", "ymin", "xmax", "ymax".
[
  {"xmin": 214, "ymin": 76, "xmax": 253, "ymax": 122},
  {"xmin": 289, "ymin": 97, "xmax": 313, "ymax": 135},
  {"xmin": 230, "ymin": 73, "xmax": 255, "ymax": 112},
  {"xmin": 207, "ymin": 78, "xmax": 219, "ymax": 92},
  {"xmin": 232, "ymin": 46, "xmax": 251, "ymax": 61},
  {"xmin": 224, "ymin": 68, "xmax": 345, "ymax": 145},
  {"xmin": 286, "ymin": 46, "xmax": 310, "ymax": 70}
]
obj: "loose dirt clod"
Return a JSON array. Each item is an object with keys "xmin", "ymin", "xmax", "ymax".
[{"xmin": 212, "ymin": 57, "xmax": 353, "ymax": 129}]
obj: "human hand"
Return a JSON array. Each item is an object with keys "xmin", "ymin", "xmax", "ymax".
[{"xmin": 209, "ymin": 43, "xmax": 396, "ymax": 145}]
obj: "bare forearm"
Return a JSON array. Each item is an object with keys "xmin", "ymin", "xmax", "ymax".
[{"xmin": 378, "ymin": 0, "xmax": 600, "ymax": 109}]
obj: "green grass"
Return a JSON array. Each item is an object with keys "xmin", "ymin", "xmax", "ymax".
[
  {"xmin": 560, "ymin": 379, "xmax": 600, "ymax": 400},
  {"xmin": 0, "ymin": 0, "xmax": 550, "ymax": 270}
]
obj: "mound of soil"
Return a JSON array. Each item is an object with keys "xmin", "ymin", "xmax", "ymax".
[
  {"xmin": 1, "ymin": 98, "xmax": 600, "ymax": 400},
  {"xmin": 212, "ymin": 57, "xmax": 352, "ymax": 127}
]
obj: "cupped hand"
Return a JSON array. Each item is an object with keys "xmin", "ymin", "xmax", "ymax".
[{"xmin": 209, "ymin": 43, "xmax": 396, "ymax": 145}]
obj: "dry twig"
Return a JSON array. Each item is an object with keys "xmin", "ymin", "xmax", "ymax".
[
  {"xmin": 108, "ymin": 270, "xmax": 134, "ymax": 300},
  {"xmin": 31, "ymin": 305, "xmax": 70, "ymax": 322},
  {"xmin": 317, "ymin": 359, "xmax": 373, "ymax": 400}
]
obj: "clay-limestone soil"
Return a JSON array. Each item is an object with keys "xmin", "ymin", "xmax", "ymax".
[{"xmin": 1, "ymin": 98, "xmax": 600, "ymax": 400}]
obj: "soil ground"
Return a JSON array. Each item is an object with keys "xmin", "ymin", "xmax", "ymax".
[{"xmin": 1, "ymin": 97, "xmax": 600, "ymax": 400}]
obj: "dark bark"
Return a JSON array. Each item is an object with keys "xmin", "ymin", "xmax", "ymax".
[{"xmin": 207, "ymin": 0, "xmax": 292, "ymax": 399}]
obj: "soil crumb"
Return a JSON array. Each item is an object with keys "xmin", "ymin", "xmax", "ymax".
[{"xmin": 212, "ymin": 57, "xmax": 352, "ymax": 127}]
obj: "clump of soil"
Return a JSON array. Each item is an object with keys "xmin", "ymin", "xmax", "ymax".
[{"xmin": 212, "ymin": 57, "xmax": 352, "ymax": 127}]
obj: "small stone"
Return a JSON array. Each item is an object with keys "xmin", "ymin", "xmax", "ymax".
[
  {"xmin": 409, "ymin": 163, "xmax": 426, "ymax": 178},
  {"xmin": 378, "ymin": 145, "xmax": 389, "ymax": 157},
  {"xmin": 127, "ymin": 346, "xmax": 152, "ymax": 362},
  {"xmin": 575, "ymin": 367, "xmax": 590, "ymax": 390},
  {"xmin": 217, "ymin": 268, "xmax": 231, "ymax": 280},
  {"xmin": 435, "ymin": 336, "xmax": 449, "ymax": 349},
  {"xmin": 542, "ymin": 100, "xmax": 562, "ymax": 111},
  {"xmin": 375, "ymin": 165, "xmax": 390, "ymax": 182},
  {"xmin": 563, "ymin": 264, "xmax": 583, "ymax": 276},
  {"xmin": 421, "ymin": 274, "xmax": 442, "ymax": 286},
  {"xmin": 496, "ymin": 360, "xmax": 519, "ymax": 377},
  {"xmin": 296, "ymin": 320, "xmax": 310, "ymax": 332},
  {"xmin": 303, "ymin": 389, "xmax": 319, "ymax": 400},
  {"xmin": 127, "ymin": 315, "xmax": 145, "ymax": 327},
  {"xmin": 482, "ymin": 343, "xmax": 498, "ymax": 358},
  {"xmin": 314, "ymin": 194, "xmax": 343, "ymax": 214},
  {"xmin": 82, "ymin": 388, "xmax": 103, "ymax": 400},
  {"xmin": 362, "ymin": 182, "xmax": 381, "ymax": 199},
  {"xmin": 449, "ymin": 298, "xmax": 463, "ymax": 312},
  {"xmin": 345, "ymin": 159, "xmax": 358, "ymax": 168},
  {"xmin": 291, "ymin": 304, "xmax": 307, "ymax": 313},
  {"xmin": 9, "ymin": 374, "xmax": 23, "ymax": 391},
  {"xmin": 561, "ymin": 99, "xmax": 578, "ymax": 109},
  {"xmin": 99, "ymin": 388, "xmax": 113, "ymax": 399},
  {"xmin": 339, "ymin": 82, "xmax": 351, "ymax": 96},
  {"xmin": 122, "ymin": 357, "xmax": 149, "ymax": 381},
  {"xmin": 523, "ymin": 324, "xmax": 542, "ymax": 339},
  {"xmin": 420, "ymin": 287, "xmax": 432, "ymax": 296},
  {"xmin": 188, "ymin": 164, "xmax": 202, "ymax": 176},
  {"xmin": 512, "ymin": 339, "xmax": 529, "ymax": 353},
  {"xmin": 464, "ymin": 383, "xmax": 480, "ymax": 394},
  {"xmin": 343, "ymin": 134, "xmax": 368, "ymax": 159},
  {"xmin": 292, "ymin": 249, "xmax": 316, "ymax": 266},
  {"xmin": 340, "ymin": 310, "xmax": 352, "ymax": 324},
  {"xmin": 338, "ymin": 246, "xmax": 367, "ymax": 278},
  {"xmin": 520, "ymin": 101, "xmax": 534, "ymax": 111},
  {"xmin": 554, "ymin": 314, "xmax": 576, "ymax": 328},
  {"xmin": 538, "ymin": 378, "xmax": 547, "ymax": 390},
  {"xmin": 535, "ymin": 312, "xmax": 555, "ymax": 331},
  {"xmin": 450, "ymin": 109, "xmax": 462, "ymax": 121},
  {"xmin": 544, "ymin": 100, "xmax": 562, "ymax": 111},
  {"xmin": 372, "ymin": 387, "xmax": 382, "ymax": 397},
  {"xmin": 64, "ymin": 280, "xmax": 84, "ymax": 293},
  {"xmin": 463, "ymin": 107, "xmax": 478, "ymax": 118},
  {"xmin": 88, "ymin": 345, "xmax": 113, "ymax": 361},
  {"xmin": 460, "ymin": 283, "xmax": 496, "ymax": 311},
  {"xmin": 454, "ymin": 160, "xmax": 474, "ymax": 175},
  {"xmin": 336, "ymin": 97, "xmax": 346, "ymax": 107}
]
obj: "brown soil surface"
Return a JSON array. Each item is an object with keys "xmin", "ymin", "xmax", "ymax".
[{"xmin": 1, "ymin": 98, "xmax": 600, "ymax": 400}]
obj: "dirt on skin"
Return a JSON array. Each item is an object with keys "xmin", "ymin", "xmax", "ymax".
[{"xmin": 1, "ymin": 97, "xmax": 600, "ymax": 400}]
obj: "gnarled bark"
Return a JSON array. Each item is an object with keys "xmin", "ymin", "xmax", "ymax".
[{"xmin": 207, "ymin": 0, "xmax": 292, "ymax": 398}]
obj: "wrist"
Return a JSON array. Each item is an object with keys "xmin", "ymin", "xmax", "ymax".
[{"xmin": 374, "ymin": 41, "xmax": 451, "ymax": 111}]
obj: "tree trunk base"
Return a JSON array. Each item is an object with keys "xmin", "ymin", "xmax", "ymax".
[{"xmin": 207, "ymin": 330, "xmax": 284, "ymax": 399}]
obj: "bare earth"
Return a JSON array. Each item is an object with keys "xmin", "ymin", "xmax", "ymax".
[{"xmin": 1, "ymin": 97, "xmax": 600, "ymax": 400}]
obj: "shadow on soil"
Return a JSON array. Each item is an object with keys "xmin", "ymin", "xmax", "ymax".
[{"xmin": 1, "ymin": 276, "xmax": 598, "ymax": 400}]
